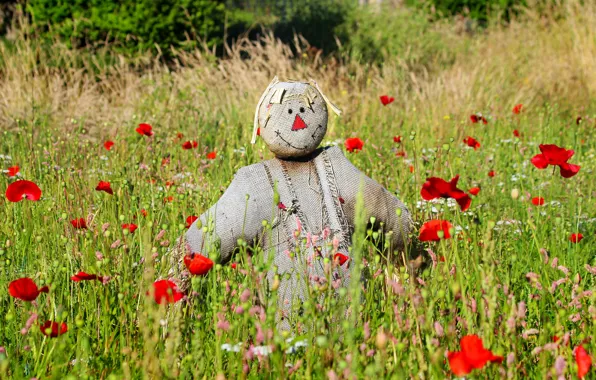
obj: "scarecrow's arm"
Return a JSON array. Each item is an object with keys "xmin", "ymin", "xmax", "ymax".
[
  {"xmin": 185, "ymin": 166, "xmax": 271, "ymax": 263},
  {"xmin": 358, "ymin": 174, "xmax": 413, "ymax": 250},
  {"xmin": 328, "ymin": 147, "xmax": 416, "ymax": 260}
]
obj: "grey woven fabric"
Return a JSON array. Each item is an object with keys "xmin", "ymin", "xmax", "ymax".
[
  {"xmin": 169, "ymin": 80, "xmax": 415, "ymax": 331},
  {"xmin": 179, "ymin": 146, "xmax": 413, "ymax": 330}
]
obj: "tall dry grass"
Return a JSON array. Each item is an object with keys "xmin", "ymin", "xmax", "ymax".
[{"xmin": 0, "ymin": 0, "xmax": 594, "ymax": 140}]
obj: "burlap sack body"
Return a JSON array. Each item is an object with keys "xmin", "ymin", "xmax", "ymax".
[
  {"xmin": 177, "ymin": 146, "xmax": 412, "ymax": 329},
  {"xmin": 168, "ymin": 79, "xmax": 414, "ymax": 330}
]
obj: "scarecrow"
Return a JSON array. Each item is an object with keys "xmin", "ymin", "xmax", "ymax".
[{"xmin": 170, "ymin": 77, "xmax": 421, "ymax": 330}]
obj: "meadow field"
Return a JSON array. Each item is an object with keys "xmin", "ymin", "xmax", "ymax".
[{"xmin": 1, "ymin": 0, "xmax": 596, "ymax": 378}]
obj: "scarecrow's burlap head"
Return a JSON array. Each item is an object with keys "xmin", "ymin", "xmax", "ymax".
[{"xmin": 252, "ymin": 77, "xmax": 341, "ymax": 159}]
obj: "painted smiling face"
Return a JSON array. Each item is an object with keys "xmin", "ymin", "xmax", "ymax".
[{"xmin": 257, "ymin": 81, "xmax": 328, "ymax": 158}]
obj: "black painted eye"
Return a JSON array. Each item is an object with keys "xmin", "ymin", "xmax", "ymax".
[
  {"xmin": 288, "ymin": 109, "xmax": 293, "ymax": 114},
  {"xmin": 300, "ymin": 107, "xmax": 305, "ymax": 113}
]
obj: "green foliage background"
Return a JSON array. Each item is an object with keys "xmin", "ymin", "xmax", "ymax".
[
  {"xmin": 24, "ymin": 0, "xmax": 227, "ymax": 55},
  {"xmin": 0, "ymin": 0, "xmax": 526, "ymax": 60}
]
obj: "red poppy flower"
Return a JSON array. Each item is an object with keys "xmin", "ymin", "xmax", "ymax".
[
  {"xmin": 182, "ymin": 141, "xmax": 198, "ymax": 150},
  {"xmin": 71, "ymin": 271, "xmax": 103, "ymax": 282},
  {"xmin": 176, "ymin": 132, "xmax": 184, "ymax": 139},
  {"xmin": 379, "ymin": 95, "xmax": 395, "ymax": 106},
  {"xmin": 512, "ymin": 104, "xmax": 523, "ymax": 114},
  {"xmin": 8, "ymin": 277, "xmax": 49, "ymax": 301},
  {"xmin": 409, "ymin": 165, "xmax": 415, "ymax": 173},
  {"xmin": 6, "ymin": 165, "xmax": 19, "ymax": 177},
  {"xmin": 278, "ymin": 202, "xmax": 287, "ymax": 211},
  {"xmin": 5, "ymin": 180, "xmax": 42, "ymax": 202},
  {"xmin": 463, "ymin": 137, "xmax": 481, "ymax": 150},
  {"xmin": 161, "ymin": 157, "xmax": 170, "ymax": 167},
  {"xmin": 95, "ymin": 181, "xmax": 113, "ymax": 195},
  {"xmin": 570, "ymin": 233, "xmax": 583, "ymax": 243},
  {"xmin": 513, "ymin": 130, "xmax": 520, "ymax": 138},
  {"xmin": 40, "ymin": 321, "xmax": 68, "ymax": 337},
  {"xmin": 488, "ymin": 170, "xmax": 495, "ymax": 177},
  {"xmin": 70, "ymin": 218, "xmax": 87, "ymax": 229},
  {"xmin": 164, "ymin": 195, "xmax": 174, "ymax": 203},
  {"xmin": 393, "ymin": 136, "xmax": 402, "ymax": 143},
  {"xmin": 395, "ymin": 150, "xmax": 406, "ymax": 157},
  {"xmin": 206, "ymin": 151, "xmax": 217, "ymax": 160},
  {"xmin": 531, "ymin": 144, "xmax": 581, "ymax": 178},
  {"xmin": 184, "ymin": 253, "xmax": 214, "ymax": 276},
  {"xmin": 448, "ymin": 351, "xmax": 472, "ymax": 376},
  {"xmin": 531, "ymin": 197, "xmax": 545, "ymax": 206},
  {"xmin": 334, "ymin": 253, "xmax": 349, "ymax": 266},
  {"xmin": 185, "ymin": 215, "xmax": 198, "ymax": 229},
  {"xmin": 576, "ymin": 116, "xmax": 582, "ymax": 125},
  {"xmin": 152, "ymin": 280, "xmax": 184, "ymax": 304},
  {"xmin": 140, "ymin": 209, "xmax": 148, "ymax": 217},
  {"xmin": 469, "ymin": 187, "xmax": 480, "ymax": 196},
  {"xmin": 470, "ymin": 115, "xmax": 488, "ymax": 124},
  {"xmin": 104, "ymin": 141, "xmax": 114, "ymax": 151},
  {"xmin": 419, "ymin": 220, "xmax": 453, "ymax": 242},
  {"xmin": 122, "ymin": 223, "xmax": 138, "ymax": 234},
  {"xmin": 230, "ymin": 262, "xmax": 237, "ymax": 270},
  {"xmin": 421, "ymin": 175, "xmax": 471, "ymax": 211},
  {"xmin": 576, "ymin": 345, "xmax": 592, "ymax": 379},
  {"xmin": 339, "ymin": 196, "xmax": 345, "ymax": 204},
  {"xmin": 447, "ymin": 335, "xmax": 503, "ymax": 376},
  {"xmin": 345, "ymin": 137, "xmax": 364, "ymax": 153},
  {"xmin": 136, "ymin": 123, "xmax": 154, "ymax": 136},
  {"xmin": 257, "ymin": 127, "xmax": 261, "ymax": 136}
]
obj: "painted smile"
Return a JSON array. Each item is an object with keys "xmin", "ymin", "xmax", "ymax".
[
  {"xmin": 275, "ymin": 124, "xmax": 324, "ymax": 150},
  {"xmin": 275, "ymin": 129, "xmax": 309, "ymax": 150}
]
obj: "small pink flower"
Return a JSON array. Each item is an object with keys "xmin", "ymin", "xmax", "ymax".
[
  {"xmin": 255, "ymin": 324, "xmax": 265, "ymax": 345},
  {"xmin": 517, "ymin": 301, "xmax": 526, "ymax": 320},
  {"xmin": 332, "ymin": 237, "xmax": 339, "ymax": 252},
  {"xmin": 554, "ymin": 356, "xmax": 566, "ymax": 377},
  {"xmin": 216, "ymin": 313, "xmax": 230, "ymax": 332},
  {"xmin": 558, "ymin": 265, "xmax": 570, "ymax": 275},
  {"xmin": 295, "ymin": 217, "xmax": 302, "ymax": 235},
  {"xmin": 522, "ymin": 329, "xmax": 540, "ymax": 339},
  {"xmin": 569, "ymin": 313, "xmax": 581, "ymax": 322},
  {"xmin": 240, "ymin": 289, "xmax": 251, "ymax": 303}
]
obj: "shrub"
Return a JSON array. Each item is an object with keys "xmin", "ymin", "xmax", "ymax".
[
  {"xmin": 25, "ymin": 0, "xmax": 227, "ymax": 57},
  {"xmin": 406, "ymin": 0, "xmax": 524, "ymax": 22},
  {"xmin": 273, "ymin": 0, "xmax": 353, "ymax": 54},
  {"xmin": 337, "ymin": 4, "xmax": 458, "ymax": 70}
]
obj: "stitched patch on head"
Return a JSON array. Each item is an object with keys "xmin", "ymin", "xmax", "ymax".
[
  {"xmin": 270, "ymin": 88, "xmax": 285, "ymax": 104},
  {"xmin": 283, "ymin": 88, "xmax": 318, "ymax": 108}
]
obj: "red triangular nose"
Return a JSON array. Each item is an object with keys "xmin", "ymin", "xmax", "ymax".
[{"xmin": 291, "ymin": 114, "xmax": 308, "ymax": 131}]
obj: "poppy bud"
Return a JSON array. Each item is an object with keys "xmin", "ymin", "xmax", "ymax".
[{"xmin": 375, "ymin": 330, "xmax": 387, "ymax": 350}]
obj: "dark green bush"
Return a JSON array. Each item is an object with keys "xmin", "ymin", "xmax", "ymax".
[
  {"xmin": 273, "ymin": 0, "xmax": 354, "ymax": 54},
  {"xmin": 25, "ymin": 0, "xmax": 227, "ymax": 57},
  {"xmin": 406, "ymin": 0, "xmax": 523, "ymax": 22}
]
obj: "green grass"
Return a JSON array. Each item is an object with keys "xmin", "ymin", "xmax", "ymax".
[{"xmin": 0, "ymin": 100, "xmax": 595, "ymax": 378}]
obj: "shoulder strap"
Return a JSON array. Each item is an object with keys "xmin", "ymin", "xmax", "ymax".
[{"xmin": 314, "ymin": 149, "xmax": 352, "ymax": 242}]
